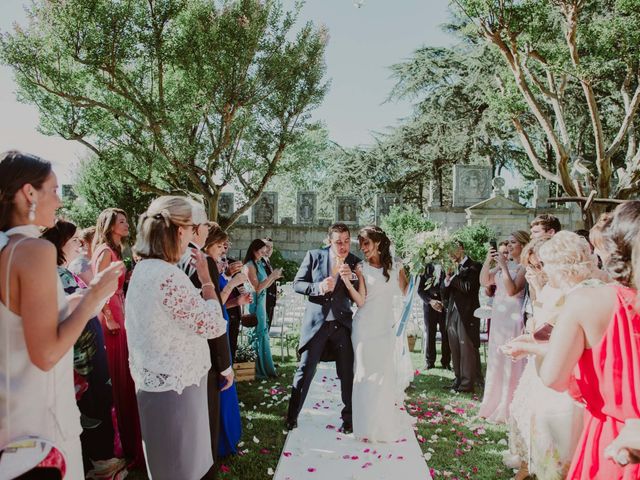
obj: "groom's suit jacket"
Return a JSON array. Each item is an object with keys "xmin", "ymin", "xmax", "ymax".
[
  {"xmin": 293, "ymin": 246, "xmax": 360, "ymax": 354},
  {"xmin": 442, "ymin": 257, "xmax": 482, "ymax": 347}
]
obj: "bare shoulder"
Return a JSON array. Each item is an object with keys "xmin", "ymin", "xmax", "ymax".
[
  {"xmin": 564, "ymin": 285, "xmax": 617, "ymax": 320},
  {"xmin": 11, "ymin": 237, "xmax": 56, "ymax": 261}
]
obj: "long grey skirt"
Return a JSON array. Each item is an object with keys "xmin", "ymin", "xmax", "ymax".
[{"xmin": 136, "ymin": 376, "xmax": 213, "ymax": 480}]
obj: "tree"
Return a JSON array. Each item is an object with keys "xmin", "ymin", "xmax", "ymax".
[
  {"xmin": 1, "ymin": 0, "xmax": 328, "ymax": 227},
  {"xmin": 454, "ymin": 0, "xmax": 640, "ymax": 215}
]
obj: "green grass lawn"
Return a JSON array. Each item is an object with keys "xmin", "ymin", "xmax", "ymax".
[{"xmin": 127, "ymin": 349, "xmax": 513, "ymax": 480}]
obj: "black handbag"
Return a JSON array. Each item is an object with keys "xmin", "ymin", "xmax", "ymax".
[{"xmin": 241, "ymin": 313, "xmax": 258, "ymax": 328}]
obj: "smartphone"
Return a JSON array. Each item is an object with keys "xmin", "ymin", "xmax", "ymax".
[{"xmin": 489, "ymin": 239, "xmax": 497, "ymax": 251}]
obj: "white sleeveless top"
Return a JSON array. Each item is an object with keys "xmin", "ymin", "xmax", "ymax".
[{"xmin": 0, "ymin": 231, "xmax": 82, "ymax": 448}]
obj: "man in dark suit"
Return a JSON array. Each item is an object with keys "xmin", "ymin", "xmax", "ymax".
[
  {"xmin": 417, "ymin": 264, "xmax": 450, "ymax": 370},
  {"xmin": 177, "ymin": 204, "xmax": 233, "ymax": 477},
  {"xmin": 286, "ymin": 223, "xmax": 359, "ymax": 433},
  {"xmin": 442, "ymin": 240, "xmax": 482, "ymax": 393},
  {"xmin": 261, "ymin": 237, "xmax": 278, "ymax": 329}
]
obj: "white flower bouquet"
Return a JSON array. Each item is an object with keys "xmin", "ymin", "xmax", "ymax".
[{"xmin": 404, "ymin": 229, "xmax": 457, "ymax": 288}]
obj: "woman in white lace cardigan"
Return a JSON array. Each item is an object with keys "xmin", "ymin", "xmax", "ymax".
[{"xmin": 125, "ymin": 196, "xmax": 227, "ymax": 480}]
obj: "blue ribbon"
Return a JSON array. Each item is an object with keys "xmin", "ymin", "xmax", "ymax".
[{"xmin": 396, "ymin": 274, "xmax": 418, "ymax": 336}]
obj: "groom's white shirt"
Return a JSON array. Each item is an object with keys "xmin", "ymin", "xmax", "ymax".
[{"xmin": 319, "ymin": 248, "xmax": 337, "ymax": 321}]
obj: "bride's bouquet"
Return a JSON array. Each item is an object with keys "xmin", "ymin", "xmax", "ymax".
[{"xmin": 404, "ymin": 229, "xmax": 457, "ymax": 289}]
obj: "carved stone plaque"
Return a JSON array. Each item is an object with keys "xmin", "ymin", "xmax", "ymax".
[
  {"xmin": 335, "ymin": 197, "xmax": 358, "ymax": 224},
  {"xmin": 297, "ymin": 191, "xmax": 317, "ymax": 225},
  {"xmin": 452, "ymin": 165, "xmax": 492, "ymax": 207},
  {"xmin": 217, "ymin": 192, "xmax": 234, "ymax": 218},
  {"xmin": 533, "ymin": 179, "xmax": 551, "ymax": 208},
  {"xmin": 252, "ymin": 192, "xmax": 278, "ymax": 224}
]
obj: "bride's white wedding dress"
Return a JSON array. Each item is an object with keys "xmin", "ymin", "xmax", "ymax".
[{"xmin": 351, "ymin": 260, "xmax": 413, "ymax": 442}]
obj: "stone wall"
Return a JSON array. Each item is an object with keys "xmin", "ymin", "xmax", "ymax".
[{"xmin": 227, "ymin": 199, "xmax": 583, "ymax": 263}]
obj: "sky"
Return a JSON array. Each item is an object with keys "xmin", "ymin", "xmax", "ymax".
[{"xmin": 0, "ymin": 0, "xmax": 457, "ymax": 184}]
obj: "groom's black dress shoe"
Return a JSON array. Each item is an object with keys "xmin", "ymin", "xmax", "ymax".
[
  {"xmin": 285, "ymin": 419, "xmax": 298, "ymax": 431},
  {"xmin": 340, "ymin": 422, "xmax": 353, "ymax": 434}
]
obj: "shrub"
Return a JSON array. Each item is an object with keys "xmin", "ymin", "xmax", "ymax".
[
  {"xmin": 235, "ymin": 343, "xmax": 258, "ymax": 363},
  {"xmin": 269, "ymin": 247, "xmax": 300, "ymax": 282},
  {"xmin": 453, "ymin": 223, "xmax": 496, "ymax": 262}
]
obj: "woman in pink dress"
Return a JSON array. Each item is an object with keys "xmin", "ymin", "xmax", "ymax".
[
  {"xmin": 92, "ymin": 207, "xmax": 145, "ymax": 469},
  {"xmin": 478, "ymin": 230, "xmax": 529, "ymax": 423}
]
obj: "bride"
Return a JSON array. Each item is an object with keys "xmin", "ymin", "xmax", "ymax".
[{"xmin": 340, "ymin": 225, "xmax": 412, "ymax": 442}]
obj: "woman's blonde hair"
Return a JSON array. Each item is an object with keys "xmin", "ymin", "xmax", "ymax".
[
  {"xmin": 538, "ymin": 231, "xmax": 598, "ymax": 283},
  {"xmin": 520, "ymin": 235, "xmax": 551, "ymax": 266},
  {"xmin": 510, "ymin": 230, "xmax": 530, "ymax": 247},
  {"xmin": 133, "ymin": 196, "xmax": 192, "ymax": 263}
]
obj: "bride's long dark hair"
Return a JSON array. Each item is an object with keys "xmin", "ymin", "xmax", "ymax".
[{"xmin": 358, "ymin": 225, "xmax": 393, "ymax": 282}]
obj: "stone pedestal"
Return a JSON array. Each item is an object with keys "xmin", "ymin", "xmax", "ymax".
[
  {"xmin": 218, "ymin": 192, "xmax": 235, "ymax": 218},
  {"xmin": 533, "ymin": 179, "xmax": 550, "ymax": 208}
]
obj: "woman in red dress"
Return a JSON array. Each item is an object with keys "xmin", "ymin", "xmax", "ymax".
[
  {"xmin": 536, "ymin": 202, "xmax": 640, "ymax": 480},
  {"xmin": 92, "ymin": 207, "xmax": 145, "ymax": 469}
]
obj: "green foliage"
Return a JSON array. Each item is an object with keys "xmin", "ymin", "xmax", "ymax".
[
  {"xmin": 453, "ymin": 223, "xmax": 496, "ymax": 263},
  {"xmin": 268, "ymin": 248, "xmax": 299, "ymax": 283},
  {"xmin": 381, "ymin": 206, "xmax": 437, "ymax": 258},
  {"xmin": 1, "ymin": 0, "xmax": 328, "ymax": 226},
  {"xmin": 234, "ymin": 342, "xmax": 257, "ymax": 363}
]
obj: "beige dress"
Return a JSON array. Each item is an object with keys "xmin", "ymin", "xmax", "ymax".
[{"xmin": 1, "ymin": 233, "xmax": 83, "ymax": 479}]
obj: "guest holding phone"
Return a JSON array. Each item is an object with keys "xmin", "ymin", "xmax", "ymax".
[
  {"xmin": 244, "ymin": 239, "xmax": 282, "ymax": 379},
  {"xmin": 478, "ymin": 231, "xmax": 529, "ymax": 423}
]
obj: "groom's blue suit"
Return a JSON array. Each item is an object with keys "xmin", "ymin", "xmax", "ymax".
[{"xmin": 286, "ymin": 246, "xmax": 359, "ymax": 427}]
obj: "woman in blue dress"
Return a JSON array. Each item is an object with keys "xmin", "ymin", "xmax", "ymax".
[
  {"xmin": 244, "ymin": 239, "xmax": 282, "ymax": 379},
  {"xmin": 203, "ymin": 228, "xmax": 250, "ymax": 458}
]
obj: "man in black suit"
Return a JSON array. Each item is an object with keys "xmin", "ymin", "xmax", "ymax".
[
  {"xmin": 286, "ymin": 223, "xmax": 359, "ymax": 433},
  {"xmin": 442, "ymin": 240, "xmax": 482, "ymax": 393},
  {"xmin": 417, "ymin": 264, "xmax": 450, "ymax": 370},
  {"xmin": 262, "ymin": 237, "xmax": 278, "ymax": 329},
  {"xmin": 177, "ymin": 204, "xmax": 233, "ymax": 477}
]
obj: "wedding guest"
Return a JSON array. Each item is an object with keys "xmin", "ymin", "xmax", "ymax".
[
  {"xmin": 262, "ymin": 237, "xmax": 278, "ymax": 329},
  {"xmin": 507, "ymin": 202, "xmax": 640, "ymax": 479},
  {"xmin": 42, "ymin": 220, "xmax": 126, "ymax": 477},
  {"xmin": 538, "ymin": 202, "xmax": 640, "ymax": 480},
  {"xmin": 244, "ymin": 239, "xmax": 282, "ymax": 379},
  {"xmin": 92, "ymin": 207, "xmax": 145, "ymax": 468},
  {"xmin": 530, "ymin": 213, "xmax": 561, "ymax": 238},
  {"xmin": 522, "ymin": 214, "xmax": 562, "ymax": 327},
  {"xmin": 0, "ymin": 150, "xmax": 121, "ymax": 479},
  {"xmin": 125, "ymin": 196, "xmax": 228, "ymax": 480},
  {"xmin": 417, "ymin": 263, "xmax": 450, "ymax": 370},
  {"xmin": 224, "ymin": 244, "xmax": 244, "ymax": 361},
  {"xmin": 589, "ymin": 212, "xmax": 614, "ymax": 268},
  {"xmin": 442, "ymin": 239, "xmax": 482, "ymax": 393},
  {"xmin": 504, "ymin": 232, "xmax": 597, "ymax": 480},
  {"xmin": 203, "ymin": 225, "xmax": 250, "ymax": 458},
  {"xmin": 68, "ymin": 225, "xmax": 96, "ymax": 285},
  {"xmin": 478, "ymin": 230, "xmax": 529, "ymax": 423},
  {"xmin": 176, "ymin": 203, "xmax": 234, "ymax": 475}
]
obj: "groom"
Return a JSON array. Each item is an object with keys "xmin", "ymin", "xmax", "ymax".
[{"xmin": 286, "ymin": 223, "xmax": 360, "ymax": 433}]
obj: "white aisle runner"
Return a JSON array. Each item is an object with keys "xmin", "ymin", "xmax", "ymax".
[{"xmin": 274, "ymin": 364, "xmax": 432, "ymax": 480}]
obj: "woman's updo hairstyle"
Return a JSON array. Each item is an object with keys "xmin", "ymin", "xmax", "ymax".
[
  {"xmin": 0, "ymin": 150, "xmax": 52, "ymax": 230},
  {"xmin": 538, "ymin": 231, "xmax": 598, "ymax": 282},
  {"xmin": 602, "ymin": 201, "xmax": 640, "ymax": 287},
  {"xmin": 358, "ymin": 225, "xmax": 393, "ymax": 282},
  {"xmin": 134, "ymin": 196, "xmax": 193, "ymax": 263}
]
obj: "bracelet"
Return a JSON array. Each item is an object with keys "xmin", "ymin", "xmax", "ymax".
[{"xmin": 201, "ymin": 282, "xmax": 215, "ymax": 290}]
